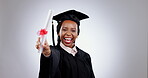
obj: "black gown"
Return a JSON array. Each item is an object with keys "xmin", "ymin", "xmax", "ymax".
[{"xmin": 39, "ymin": 45, "xmax": 95, "ymax": 78}]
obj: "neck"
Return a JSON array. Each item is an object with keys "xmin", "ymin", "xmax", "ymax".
[{"xmin": 60, "ymin": 42, "xmax": 75, "ymax": 48}]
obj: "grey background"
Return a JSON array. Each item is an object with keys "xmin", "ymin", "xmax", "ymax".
[{"xmin": 0, "ymin": 0, "xmax": 147, "ymax": 78}]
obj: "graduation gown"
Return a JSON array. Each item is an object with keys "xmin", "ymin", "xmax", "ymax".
[{"xmin": 39, "ymin": 45, "xmax": 95, "ymax": 78}]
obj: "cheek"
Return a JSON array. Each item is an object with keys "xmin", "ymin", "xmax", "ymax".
[
  {"xmin": 58, "ymin": 27, "xmax": 63, "ymax": 37},
  {"xmin": 73, "ymin": 33, "xmax": 78, "ymax": 38},
  {"xmin": 58, "ymin": 29, "xmax": 62, "ymax": 37},
  {"xmin": 58, "ymin": 31, "xmax": 65, "ymax": 40}
]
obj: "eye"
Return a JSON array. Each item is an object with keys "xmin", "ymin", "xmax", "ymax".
[
  {"xmin": 62, "ymin": 28, "xmax": 67, "ymax": 31},
  {"xmin": 71, "ymin": 29, "xmax": 76, "ymax": 32}
]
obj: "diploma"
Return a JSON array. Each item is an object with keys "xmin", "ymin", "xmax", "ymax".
[{"xmin": 38, "ymin": 10, "xmax": 52, "ymax": 53}]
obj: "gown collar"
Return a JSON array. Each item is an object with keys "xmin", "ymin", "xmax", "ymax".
[{"xmin": 60, "ymin": 42, "xmax": 77, "ymax": 56}]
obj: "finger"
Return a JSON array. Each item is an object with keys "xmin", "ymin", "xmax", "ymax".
[
  {"xmin": 36, "ymin": 38, "xmax": 40, "ymax": 44},
  {"xmin": 36, "ymin": 45, "xmax": 40, "ymax": 49},
  {"xmin": 36, "ymin": 37, "xmax": 41, "ymax": 45},
  {"xmin": 38, "ymin": 37, "xmax": 40, "ymax": 42},
  {"xmin": 36, "ymin": 37, "xmax": 41, "ymax": 49},
  {"xmin": 36, "ymin": 41, "xmax": 40, "ymax": 46},
  {"xmin": 43, "ymin": 44, "xmax": 49, "ymax": 50},
  {"xmin": 44, "ymin": 39, "xmax": 49, "ymax": 45}
]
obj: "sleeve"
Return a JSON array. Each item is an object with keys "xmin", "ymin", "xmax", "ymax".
[
  {"xmin": 38, "ymin": 53, "xmax": 53, "ymax": 78},
  {"xmin": 38, "ymin": 46, "xmax": 60, "ymax": 78},
  {"xmin": 86, "ymin": 54, "xmax": 95, "ymax": 78}
]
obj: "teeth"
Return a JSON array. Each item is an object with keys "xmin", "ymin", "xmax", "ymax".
[{"xmin": 65, "ymin": 38, "xmax": 72, "ymax": 40}]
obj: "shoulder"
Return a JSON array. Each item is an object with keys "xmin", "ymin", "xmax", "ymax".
[{"xmin": 76, "ymin": 46, "xmax": 91, "ymax": 58}]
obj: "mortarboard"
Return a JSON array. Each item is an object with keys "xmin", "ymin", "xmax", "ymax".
[
  {"xmin": 52, "ymin": 10, "xmax": 89, "ymax": 46},
  {"xmin": 53, "ymin": 10, "xmax": 89, "ymax": 25}
]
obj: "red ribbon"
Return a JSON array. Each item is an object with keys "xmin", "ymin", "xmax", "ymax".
[{"xmin": 39, "ymin": 29, "xmax": 48, "ymax": 36}]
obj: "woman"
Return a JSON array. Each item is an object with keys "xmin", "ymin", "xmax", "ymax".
[{"xmin": 36, "ymin": 10, "xmax": 95, "ymax": 78}]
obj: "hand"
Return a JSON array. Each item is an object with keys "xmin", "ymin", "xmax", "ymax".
[{"xmin": 36, "ymin": 37, "xmax": 51, "ymax": 56}]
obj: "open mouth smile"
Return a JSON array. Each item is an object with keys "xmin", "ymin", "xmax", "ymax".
[{"xmin": 64, "ymin": 37, "xmax": 73, "ymax": 44}]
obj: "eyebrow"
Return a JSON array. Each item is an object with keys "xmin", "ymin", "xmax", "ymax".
[
  {"xmin": 62, "ymin": 26, "xmax": 76, "ymax": 29},
  {"xmin": 71, "ymin": 28, "xmax": 76, "ymax": 30}
]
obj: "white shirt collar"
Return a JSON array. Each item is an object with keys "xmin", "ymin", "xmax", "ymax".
[{"xmin": 60, "ymin": 42, "xmax": 77, "ymax": 56}]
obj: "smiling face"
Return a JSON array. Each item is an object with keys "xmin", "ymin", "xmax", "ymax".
[{"xmin": 58, "ymin": 20, "xmax": 78, "ymax": 48}]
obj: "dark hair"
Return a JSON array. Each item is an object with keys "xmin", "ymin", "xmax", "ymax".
[{"xmin": 56, "ymin": 20, "xmax": 80, "ymax": 45}]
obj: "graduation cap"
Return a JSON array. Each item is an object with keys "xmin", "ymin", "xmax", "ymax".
[
  {"xmin": 52, "ymin": 10, "xmax": 89, "ymax": 46},
  {"xmin": 53, "ymin": 10, "xmax": 89, "ymax": 25}
]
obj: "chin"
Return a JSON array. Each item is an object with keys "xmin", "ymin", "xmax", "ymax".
[{"xmin": 64, "ymin": 43, "xmax": 73, "ymax": 47}]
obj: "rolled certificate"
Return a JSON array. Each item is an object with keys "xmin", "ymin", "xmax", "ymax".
[{"xmin": 38, "ymin": 10, "xmax": 52, "ymax": 53}]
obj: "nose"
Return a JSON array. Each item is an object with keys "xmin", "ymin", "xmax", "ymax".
[{"xmin": 66, "ymin": 31, "xmax": 72, "ymax": 36}]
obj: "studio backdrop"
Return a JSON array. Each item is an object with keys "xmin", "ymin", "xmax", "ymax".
[{"xmin": 0, "ymin": 0, "xmax": 147, "ymax": 78}]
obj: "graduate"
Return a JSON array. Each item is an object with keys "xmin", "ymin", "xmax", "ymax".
[{"xmin": 36, "ymin": 10, "xmax": 95, "ymax": 78}]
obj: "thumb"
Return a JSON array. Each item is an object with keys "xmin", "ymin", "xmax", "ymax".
[{"xmin": 44, "ymin": 39, "xmax": 49, "ymax": 45}]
